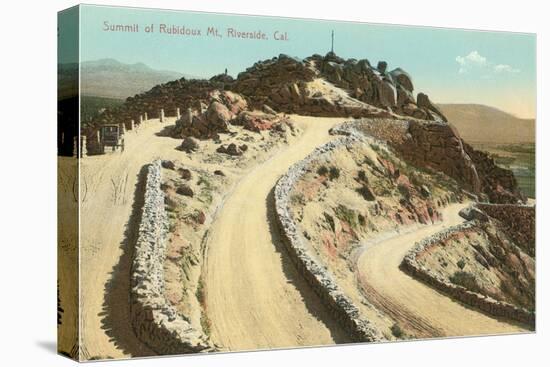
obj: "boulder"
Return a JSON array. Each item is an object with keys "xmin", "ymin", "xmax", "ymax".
[
  {"xmin": 458, "ymin": 206, "xmax": 489, "ymax": 222},
  {"xmin": 417, "ymin": 93, "xmax": 447, "ymax": 122},
  {"xmin": 216, "ymin": 143, "xmax": 244, "ymax": 156},
  {"xmin": 378, "ymin": 80, "xmax": 397, "ymax": 108},
  {"xmin": 172, "ymin": 109, "xmax": 195, "ymax": 137},
  {"xmin": 389, "ymin": 68, "xmax": 414, "ymax": 92},
  {"xmin": 178, "ymin": 168, "xmax": 192, "ymax": 180},
  {"xmin": 324, "ymin": 51, "xmax": 345, "ymax": 64},
  {"xmin": 234, "ymin": 111, "xmax": 286, "ymax": 132},
  {"xmin": 176, "ymin": 184, "xmax": 194, "ymax": 197},
  {"xmin": 161, "ymin": 160, "xmax": 175, "ymax": 170},
  {"xmin": 180, "ymin": 137, "xmax": 199, "ymax": 153},
  {"xmin": 206, "ymin": 101, "xmax": 232, "ymax": 130},
  {"xmin": 396, "ymin": 85, "xmax": 415, "ymax": 106},
  {"xmin": 196, "ymin": 211, "xmax": 206, "ymax": 225},
  {"xmin": 216, "ymin": 90, "xmax": 248, "ymax": 115},
  {"xmin": 377, "ymin": 61, "xmax": 388, "ymax": 74}
]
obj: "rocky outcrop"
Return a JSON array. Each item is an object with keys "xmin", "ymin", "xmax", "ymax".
[
  {"xmin": 463, "ymin": 144, "xmax": 525, "ymax": 204},
  {"xmin": 400, "ymin": 221, "xmax": 535, "ymax": 327},
  {"xmin": 332, "ymin": 119, "xmax": 524, "ymax": 204},
  {"xmin": 172, "ymin": 89, "xmax": 293, "ymax": 139},
  {"xmin": 274, "ymin": 134, "xmax": 383, "ymax": 343},
  {"xmin": 232, "ymin": 53, "xmax": 316, "ymax": 109},
  {"xmin": 417, "ymin": 93, "xmax": 447, "ymax": 122},
  {"xmin": 130, "ymin": 160, "xmax": 213, "ymax": 355},
  {"xmin": 459, "ymin": 206, "xmax": 489, "ymax": 222},
  {"xmin": 306, "ymin": 53, "xmax": 447, "ymax": 121},
  {"xmin": 233, "ymin": 110, "xmax": 290, "ymax": 132},
  {"xmin": 477, "ymin": 203, "xmax": 535, "ymax": 257},
  {"xmin": 232, "ymin": 54, "xmax": 391, "ymax": 118},
  {"xmin": 399, "ymin": 120, "xmax": 482, "ymax": 195},
  {"xmin": 172, "ymin": 90, "xmax": 247, "ymax": 139}
]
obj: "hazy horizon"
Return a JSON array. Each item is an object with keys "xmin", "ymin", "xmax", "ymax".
[{"xmin": 70, "ymin": 5, "xmax": 536, "ymax": 119}]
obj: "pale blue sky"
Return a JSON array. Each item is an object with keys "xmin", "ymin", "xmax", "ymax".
[{"xmin": 74, "ymin": 4, "xmax": 536, "ymax": 118}]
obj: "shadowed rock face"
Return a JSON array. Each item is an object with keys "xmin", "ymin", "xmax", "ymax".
[
  {"xmin": 336, "ymin": 119, "xmax": 525, "ymax": 205},
  {"xmin": 397, "ymin": 120, "xmax": 523, "ymax": 204},
  {"xmin": 399, "ymin": 120, "xmax": 481, "ymax": 195},
  {"xmin": 463, "ymin": 145, "xmax": 526, "ymax": 204}
]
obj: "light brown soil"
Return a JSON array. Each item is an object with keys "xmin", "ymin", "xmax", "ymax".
[
  {"xmin": 357, "ymin": 203, "xmax": 528, "ymax": 338},
  {"xmin": 77, "ymin": 115, "xmax": 317, "ymax": 358},
  {"xmin": 79, "ymin": 118, "xmax": 184, "ymax": 359},
  {"xmin": 75, "ymin": 114, "xmax": 527, "ymax": 359},
  {"xmin": 204, "ymin": 116, "xmax": 352, "ymax": 352}
]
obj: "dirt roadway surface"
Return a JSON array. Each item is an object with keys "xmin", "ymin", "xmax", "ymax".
[
  {"xmin": 79, "ymin": 118, "xmax": 184, "ymax": 359},
  {"xmin": 357, "ymin": 202, "xmax": 528, "ymax": 339},
  {"xmin": 204, "ymin": 116, "xmax": 352, "ymax": 352}
]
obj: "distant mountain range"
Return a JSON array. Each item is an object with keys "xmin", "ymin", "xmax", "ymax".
[
  {"xmin": 439, "ymin": 104, "xmax": 535, "ymax": 144},
  {"xmin": 59, "ymin": 58, "xmax": 198, "ymax": 100}
]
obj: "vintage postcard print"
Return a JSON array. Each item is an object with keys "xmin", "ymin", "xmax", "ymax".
[{"xmin": 58, "ymin": 4, "xmax": 536, "ymax": 361}]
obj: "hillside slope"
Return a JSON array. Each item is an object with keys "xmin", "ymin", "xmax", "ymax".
[{"xmin": 439, "ymin": 104, "xmax": 535, "ymax": 144}]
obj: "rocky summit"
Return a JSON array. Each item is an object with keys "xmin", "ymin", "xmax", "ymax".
[{"xmin": 86, "ymin": 51, "xmax": 447, "ymax": 147}]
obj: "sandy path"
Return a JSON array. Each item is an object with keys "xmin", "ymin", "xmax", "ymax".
[
  {"xmin": 79, "ymin": 118, "xmax": 185, "ymax": 359},
  {"xmin": 204, "ymin": 116, "xmax": 351, "ymax": 352},
  {"xmin": 357, "ymin": 203, "xmax": 528, "ymax": 338}
]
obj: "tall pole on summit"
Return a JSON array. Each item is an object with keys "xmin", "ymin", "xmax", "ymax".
[{"xmin": 331, "ymin": 30, "xmax": 334, "ymax": 53}]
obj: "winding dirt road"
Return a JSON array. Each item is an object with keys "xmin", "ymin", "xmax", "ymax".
[
  {"xmin": 204, "ymin": 116, "xmax": 351, "ymax": 352},
  {"xmin": 77, "ymin": 114, "xmax": 526, "ymax": 359},
  {"xmin": 357, "ymin": 203, "xmax": 528, "ymax": 338}
]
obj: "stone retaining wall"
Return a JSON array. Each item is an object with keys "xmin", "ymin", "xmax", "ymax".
[
  {"xmin": 477, "ymin": 203, "xmax": 535, "ymax": 257},
  {"xmin": 400, "ymin": 221, "xmax": 535, "ymax": 327},
  {"xmin": 274, "ymin": 134, "xmax": 383, "ymax": 342},
  {"xmin": 130, "ymin": 160, "xmax": 213, "ymax": 355}
]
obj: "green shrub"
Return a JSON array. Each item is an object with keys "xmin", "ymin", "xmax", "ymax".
[
  {"xmin": 457, "ymin": 259, "xmax": 466, "ymax": 270},
  {"xmin": 196, "ymin": 278, "xmax": 205, "ymax": 305},
  {"xmin": 329, "ymin": 166, "xmax": 340, "ymax": 180},
  {"xmin": 290, "ymin": 193, "xmax": 306, "ymax": 206},
  {"xmin": 358, "ymin": 214, "xmax": 366, "ymax": 226},
  {"xmin": 449, "ymin": 271, "xmax": 481, "ymax": 293},
  {"xmin": 334, "ymin": 205, "xmax": 357, "ymax": 229},
  {"xmin": 357, "ymin": 185, "xmax": 376, "ymax": 201},
  {"xmin": 317, "ymin": 165, "xmax": 329, "ymax": 176},
  {"xmin": 357, "ymin": 170, "xmax": 368, "ymax": 183},
  {"xmin": 391, "ymin": 323, "xmax": 404, "ymax": 338}
]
